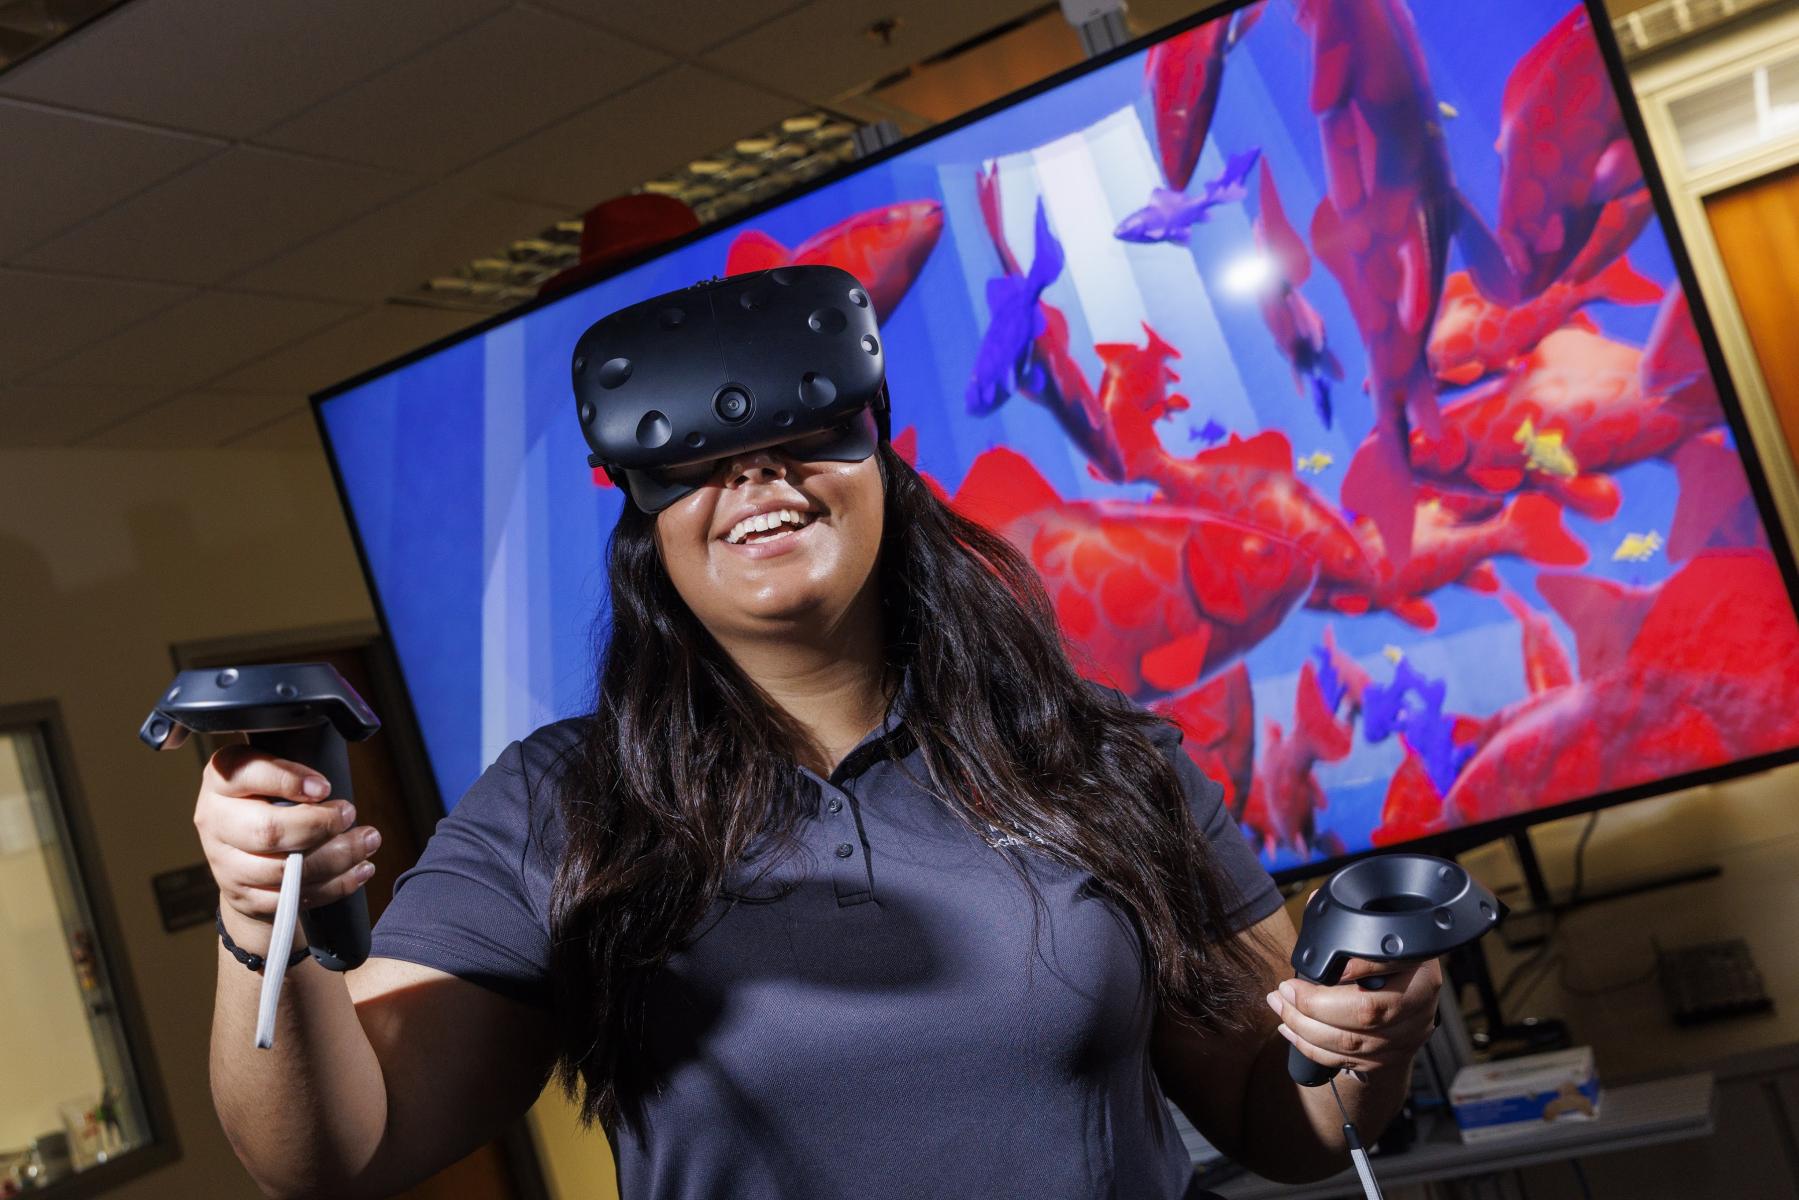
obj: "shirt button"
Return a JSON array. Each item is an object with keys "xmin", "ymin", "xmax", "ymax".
[
  {"xmin": 827, "ymin": 798, "xmax": 843, "ymax": 814},
  {"xmin": 835, "ymin": 842, "xmax": 854, "ymax": 858}
]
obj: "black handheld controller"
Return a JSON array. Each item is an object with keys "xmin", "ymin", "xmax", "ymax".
[
  {"xmin": 1287, "ymin": 853, "xmax": 1506, "ymax": 1087},
  {"xmin": 139, "ymin": 663, "xmax": 381, "ymax": 972}
]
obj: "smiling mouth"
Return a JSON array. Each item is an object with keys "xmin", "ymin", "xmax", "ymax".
[{"xmin": 723, "ymin": 508, "xmax": 817, "ymax": 545}]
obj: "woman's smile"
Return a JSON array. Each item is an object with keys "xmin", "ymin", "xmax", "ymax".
[{"xmin": 719, "ymin": 514, "xmax": 822, "ymax": 559}]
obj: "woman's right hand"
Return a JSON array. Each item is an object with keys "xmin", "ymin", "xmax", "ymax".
[{"xmin": 194, "ymin": 744, "xmax": 382, "ymax": 925}]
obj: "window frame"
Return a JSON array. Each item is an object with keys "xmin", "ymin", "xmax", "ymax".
[{"xmin": 0, "ymin": 699, "xmax": 180, "ymax": 1196}]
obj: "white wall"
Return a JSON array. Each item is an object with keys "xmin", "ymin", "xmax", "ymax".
[{"xmin": 0, "ymin": 423, "xmax": 610, "ymax": 1198}]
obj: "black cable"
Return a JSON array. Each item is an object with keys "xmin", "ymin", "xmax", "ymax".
[
  {"xmin": 1570, "ymin": 1159, "xmax": 1594, "ymax": 1199},
  {"xmin": 1495, "ymin": 921, "xmax": 1560, "ymax": 1008},
  {"xmin": 1568, "ymin": 811, "xmax": 1600, "ymax": 905}
]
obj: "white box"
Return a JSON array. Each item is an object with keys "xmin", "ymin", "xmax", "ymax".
[{"xmin": 1450, "ymin": 1047, "xmax": 1601, "ymax": 1143}]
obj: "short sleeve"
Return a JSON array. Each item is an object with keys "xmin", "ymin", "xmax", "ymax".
[
  {"xmin": 369, "ymin": 723, "xmax": 575, "ymax": 1007},
  {"xmin": 1149, "ymin": 719, "xmax": 1284, "ymax": 934}
]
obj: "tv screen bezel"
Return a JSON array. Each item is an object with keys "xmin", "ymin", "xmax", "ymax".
[{"xmin": 310, "ymin": 0, "xmax": 1799, "ymax": 885}]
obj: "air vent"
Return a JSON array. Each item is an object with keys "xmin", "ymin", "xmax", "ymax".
[
  {"xmin": 410, "ymin": 110, "xmax": 860, "ymax": 313},
  {"xmin": 1611, "ymin": 0, "xmax": 1788, "ymax": 60}
]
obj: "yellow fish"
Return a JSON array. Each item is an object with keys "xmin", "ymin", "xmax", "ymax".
[
  {"xmin": 1439, "ymin": 101, "xmax": 1460, "ymax": 119},
  {"xmin": 1297, "ymin": 450, "xmax": 1334, "ymax": 474},
  {"xmin": 1514, "ymin": 417, "xmax": 1579, "ymax": 479},
  {"xmin": 1382, "ymin": 645, "xmax": 1404, "ymax": 663},
  {"xmin": 1612, "ymin": 531, "xmax": 1663, "ymax": 563}
]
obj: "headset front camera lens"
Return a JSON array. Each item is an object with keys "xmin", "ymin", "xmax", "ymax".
[{"xmin": 714, "ymin": 386, "xmax": 752, "ymax": 424}]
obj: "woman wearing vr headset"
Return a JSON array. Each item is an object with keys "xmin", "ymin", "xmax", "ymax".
[{"xmin": 197, "ymin": 267, "xmax": 1440, "ymax": 1199}]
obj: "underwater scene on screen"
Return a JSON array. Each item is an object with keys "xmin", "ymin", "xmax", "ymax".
[{"xmin": 321, "ymin": 0, "xmax": 1799, "ymax": 875}]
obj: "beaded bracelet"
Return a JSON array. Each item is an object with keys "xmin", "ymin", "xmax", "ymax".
[{"xmin": 215, "ymin": 906, "xmax": 310, "ymax": 974}]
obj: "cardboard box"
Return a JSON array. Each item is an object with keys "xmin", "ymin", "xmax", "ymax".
[{"xmin": 1450, "ymin": 1047, "xmax": 1601, "ymax": 1143}]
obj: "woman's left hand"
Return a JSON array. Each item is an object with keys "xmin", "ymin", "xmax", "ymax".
[{"xmin": 1267, "ymin": 956, "xmax": 1444, "ymax": 1078}]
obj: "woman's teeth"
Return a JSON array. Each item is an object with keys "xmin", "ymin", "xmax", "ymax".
[{"xmin": 725, "ymin": 508, "xmax": 813, "ymax": 545}]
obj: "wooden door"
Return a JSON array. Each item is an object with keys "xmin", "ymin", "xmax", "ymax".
[{"xmin": 1705, "ymin": 162, "xmax": 1799, "ymax": 472}]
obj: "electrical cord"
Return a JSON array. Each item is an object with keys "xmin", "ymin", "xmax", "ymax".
[
  {"xmin": 1495, "ymin": 938, "xmax": 1556, "ymax": 1006},
  {"xmin": 1568, "ymin": 811, "xmax": 1601, "ymax": 905},
  {"xmin": 1570, "ymin": 1158, "xmax": 1594, "ymax": 1198},
  {"xmin": 1492, "ymin": 810, "xmax": 1603, "ymax": 1009}
]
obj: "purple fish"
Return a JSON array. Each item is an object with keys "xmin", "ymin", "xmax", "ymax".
[
  {"xmin": 1311, "ymin": 644, "xmax": 1346, "ymax": 713},
  {"xmin": 1188, "ymin": 417, "xmax": 1228, "ymax": 444},
  {"xmin": 1361, "ymin": 658, "xmax": 1474, "ymax": 795},
  {"xmin": 1114, "ymin": 148, "xmax": 1261, "ymax": 246},
  {"xmin": 966, "ymin": 198, "xmax": 1065, "ymax": 415}
]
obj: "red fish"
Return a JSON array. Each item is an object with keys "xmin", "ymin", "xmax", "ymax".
[
  {"xmin": 1641, "ymin": 290, "xmax": 1711, "ymax": 400},
  {"xmin": 952, "ymin": 447, "xmax": 1316, "ymax": 696},
  {"xmin": 1372, "ymin": 751, "xmax": 1449, "ymax": 846},
  {"xmin": 1254, "ymin": 158, "xmax": 1343, "ymax": 424},
  {"xmin": 1496, "ymin": 586, "xmax": 1574, "ymax": 694},
  {"xmin": 1318, "ymin": 624, "xmax": 1372, "ymax": 716},
  {"xmin": 1093, "ymin": 323, "xmax": 1190, "ymax": 473},
  {"xmin": 1297, "ymin": 0, "xmax": 1470, "ymax": 564},
  {"xmin": 1309, "ymin": 493, "xmax": 1588, "ymax": 629},
  {"xmin": 1561, "ymin": 189, "xmax": 1656, "ymax": 286},
  {"xmin": 1446, "ymin": 550, "xmax": 1799, "ymax": 825},
  {"xmin": 1668, "ymin": 431, "xmax": 1766, "ymax": 563},
  {"xmin": 1492, "ymin": 7, "xmax": 1643, "ymax": 301},
  {"xmin": 1428, "ymin": 257, "xmax": 1662, "ymax": 388},
  {"xmin": 1145, "ymin": 3, "xmax": 1266, "ymax": 191},
  {"xmin": 1371, "ymin": 326, "xmax": 1726, "ymax": 520},
  {"xmin": 1134, "ymin": 430, "xmax": 1379, "ymax": 590},
  {"xmin": 1410, "ymin": 483, "xmax": 1506, "ymax": 524},
  {"xmin": 725, "ymin": 200, "xmax": 944, "ymax": 322},
  {"xmin": 1253, "ymin": 659, "xmax": 1354, "ymax": 857},
  {"xmin": 1153, "ymin": 662, "xmax": 1255, "ymax": 820}
]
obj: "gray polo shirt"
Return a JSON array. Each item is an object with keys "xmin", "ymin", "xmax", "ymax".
[{"xmin": 371, "ymin": 689, "xmax": 1281, "ymax": 1199}]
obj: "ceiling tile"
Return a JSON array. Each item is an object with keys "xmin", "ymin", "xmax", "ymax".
[
  {"xmin": 226, "ymin": 180, "xmax": 566, "ymax": 304},
  {"xmin": 256, "ymin": 7, "xmax": 671, "ymax": 176},
  {"xmin": 539, "ymin": 0, "xmax": 809, "ymax": 56},
  {"xmin": 0, "ymin": 383, "xmax": 169, "ymax": 446},
  {"xmin": 82, "ymin": 390, "xmax": 309, "ymax": 449},
  {"xmin": 223, "ymin": 407, "xmax": 322, "ymax": 452},
  {"xmin": 15, "ymin": 146, "xmax": 416, "ymax": 285},
  {"xmin": 0, "ymin": 0, "xmax": 509, "ymax": 139},
  {"xmin": 703, "ymin": 0, "xmax": 1046, "ymax": 101},
  {"xmin": 462, "ymin": 64, "xmax": 800, "ymax": 209},
  {"xmin": 32, "ymin": 291, "xmax": 356, "ymax": 392},
  {"xmin": 212, "ymin": 303, "xmax": 483, "ymax": 395},
  {"xmin": 0, "ymin": 102, "xmax": 220, "ymax": 262},
  {"xmin": 0, "ymin": 269, "xmax": 190, "ymax": 383}
]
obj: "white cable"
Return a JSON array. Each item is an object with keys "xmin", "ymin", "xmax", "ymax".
[
  {"xmin": 255, "ymin": 852, "xmax": 304, "ymax": 1050},
  {"xmin": 1330, "ymin": 1077, "xmax": 1386, "ymax": 1200}
]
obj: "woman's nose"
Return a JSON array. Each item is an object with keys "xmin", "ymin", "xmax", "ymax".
[{"xmin": 727, "ymin": 449, "xmax": 786, "ymax": 487}]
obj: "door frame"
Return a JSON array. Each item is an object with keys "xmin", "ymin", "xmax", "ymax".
[{"xmin": 1628, "ymin": 5, "xmax": 1799, "ymax": 562}]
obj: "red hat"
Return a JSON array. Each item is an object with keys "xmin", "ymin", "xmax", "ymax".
[{"xmin": 538, "ymin": 192, "xmax": 699, "ymax": 299}]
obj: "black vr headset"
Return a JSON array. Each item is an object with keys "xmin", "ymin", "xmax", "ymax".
[{"xmin": 572, "ymin": 264, "xmax": 892, "ymax": 513}]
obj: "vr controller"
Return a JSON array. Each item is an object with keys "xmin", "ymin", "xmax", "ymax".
[
  {"xmin": 140, "ymin": 663, "xmax": 380, "ymax": 1048},
  {"xmin": 1287, "ymin": 853, "xmax": 1505, "ymax": 1088},
  {"xmin": 572, "ymin": 265, "xmax": 891, "ymax": 512}
]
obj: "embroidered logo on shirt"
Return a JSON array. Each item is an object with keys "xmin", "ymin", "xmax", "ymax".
[{"xmin": 980, "ymin": 822, "xmax": 1049, "ymax": 850}]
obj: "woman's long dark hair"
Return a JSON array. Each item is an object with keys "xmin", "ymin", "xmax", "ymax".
[{"xmin": 547, "ymin": 441, "xmax": 1270, "ymax": 1127}]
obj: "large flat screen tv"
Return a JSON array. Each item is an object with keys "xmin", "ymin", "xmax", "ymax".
[{"xmin": 316, "ymin": 0, "xmax": 1799, "ymax": 881}]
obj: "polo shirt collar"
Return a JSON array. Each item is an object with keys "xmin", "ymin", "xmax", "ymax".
[{"xmin": 810, "ymin": 664, "xmax": 916, "ymax": 786}]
